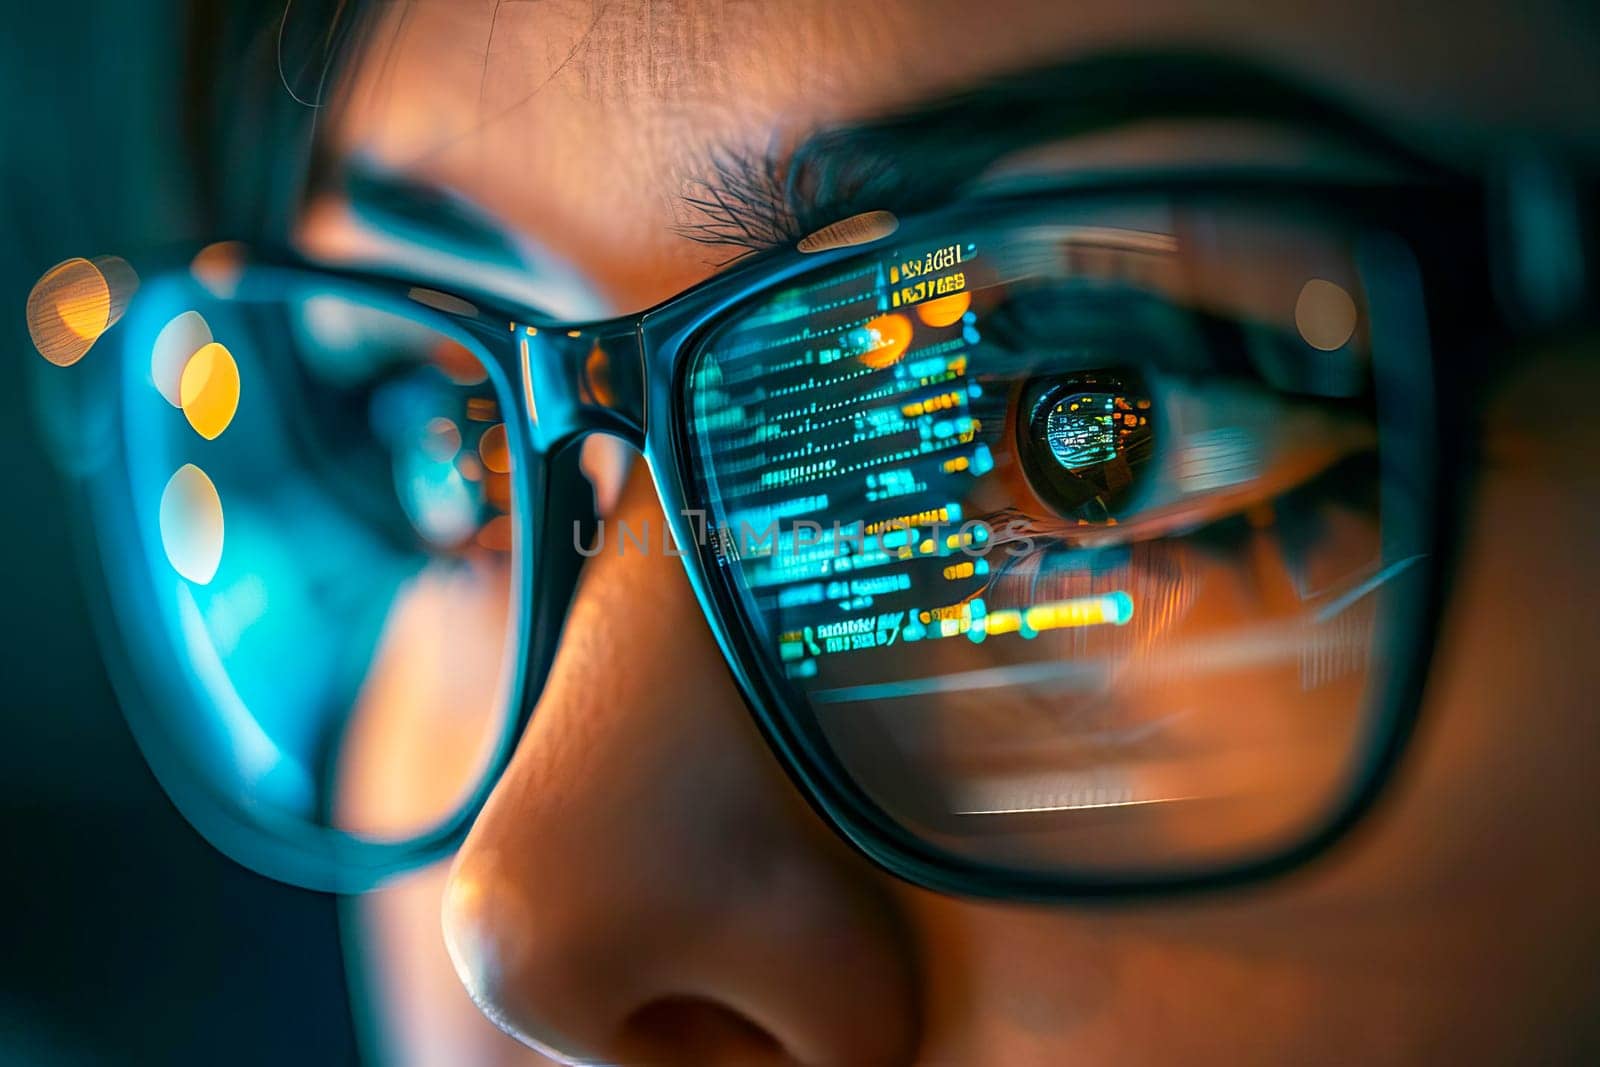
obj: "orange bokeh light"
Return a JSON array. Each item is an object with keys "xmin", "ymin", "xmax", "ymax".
[
  {"xmin": 860, "ymin": 313, "xmax": 913, "ymax": 370},
  {"xmin": 26, "ymin": 257, "xmax": 138, "ymax": 366},
  {"xmin": 478, "ymin": 423, "xmax": 511, "ymax": 474},
  {"xmin": 475, "ymin": 514, "xmax": 514, "ymax": 553},
  {"xmin": 190, "ymin": 241, "xmax": 247, "ymax": 297},
  {"xmin": 915, "ymin": 292, "xmax": 971, "ymax": 329},
  {"xmin": 430, "ymin": 338, "xmax": 488, "ymax": 385},
  {"xmin": 179, "ymin": 341, "xmax": 241, "ymax": 440}
]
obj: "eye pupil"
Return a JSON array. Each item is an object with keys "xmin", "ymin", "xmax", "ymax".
[
  {"xmin": 1046, "ymin": 396, "xmax": 1122, "ymax": 468},
  {"xmin": 1020, "ymin": 369, "xmax": 1154, "ymax": 521}
]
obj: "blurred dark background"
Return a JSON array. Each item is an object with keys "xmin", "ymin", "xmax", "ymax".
[{"xmin": 1, "ymin": 3, "xmax": 361, "ymax": 1063}]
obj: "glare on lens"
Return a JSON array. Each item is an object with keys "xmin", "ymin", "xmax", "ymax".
[
  {"xmin": 152, "ymin": 311, "xmax": 213, "ymax": 406},
  {"xmin": 407, "ymin": 286, "xmax": 478, "ymax": 319},
  {"xmin": 160, "ymin": 464, "xmax": 225, "ymax": 584},
  {"xmin": 1295, "ymin": 278, "xmax": 1358, "ymax": 351},
  {"xmin": 585, "ymin": 343, "xmax": 615, "ymax": 406},
  {"xmin": 422, "ymin": 417, "xmax": 463, "ymax": 462}
]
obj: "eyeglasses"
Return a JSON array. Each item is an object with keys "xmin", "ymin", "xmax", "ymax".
[{"xmin": 64, "ymin": 166, "xmax": 1591, "ymax": 899}]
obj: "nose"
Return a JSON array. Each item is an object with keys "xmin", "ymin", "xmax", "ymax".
[{"xmin": 442, "ymin": 465, "xmax": 920, "ymax": 1065}]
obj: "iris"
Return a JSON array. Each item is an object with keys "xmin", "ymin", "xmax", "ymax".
[{"xmin": 1020, "ymin": 370, "xmax": 1154, "ymax": 521}]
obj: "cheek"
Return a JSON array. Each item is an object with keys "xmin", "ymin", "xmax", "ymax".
[
  {"xmin": 336, "ymin": 557, "xmax": 516, "ymax": 838},
  {"xmin": 1387, "ymin": 341, "xmax": 1600, "ymax": 896}
]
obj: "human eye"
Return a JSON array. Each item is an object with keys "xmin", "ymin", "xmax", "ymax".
[{"xmin": 969, "ymin": 270, "xmax": 1378, "ymax": 557}]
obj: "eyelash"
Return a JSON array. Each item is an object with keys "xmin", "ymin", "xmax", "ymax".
[{"xmin": 675, "ymin": 149, "xmax": 801, "ymax": 260}]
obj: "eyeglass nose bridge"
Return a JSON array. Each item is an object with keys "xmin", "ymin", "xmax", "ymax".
[{"xmin": 511, "ymin": 317, "xmax": 647, "ymax": 451}]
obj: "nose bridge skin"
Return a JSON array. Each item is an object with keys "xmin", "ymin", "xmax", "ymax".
[{"xmin": 441, "ymin": 468, "xmax": 920, "ymax": 1065}]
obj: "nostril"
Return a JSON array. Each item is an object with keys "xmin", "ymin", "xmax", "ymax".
[{"xmin": 619, "ymin": 996, "xmax": 790, "ymax": 1066}]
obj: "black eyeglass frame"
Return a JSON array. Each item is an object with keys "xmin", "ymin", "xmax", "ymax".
[{"xmin": 70, "ymin": 163, "xmax": 1589, "ymax": 901}]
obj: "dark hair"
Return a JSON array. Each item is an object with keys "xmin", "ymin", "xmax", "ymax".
[{"xmin": 178, "ymin": 0, "xmax": 378, "ymax": 241}]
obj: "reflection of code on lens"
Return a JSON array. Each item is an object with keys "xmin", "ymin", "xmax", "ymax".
[
  {"xmin": 688, "ymin": 234, "xmax": 1096, "ymax": 688},
  {"xmin": 685, "ymin": 205, "xmax": 1404, "ymax": 869}
]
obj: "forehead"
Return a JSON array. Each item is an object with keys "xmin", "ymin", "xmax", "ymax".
[{"xmin": 320, "ymin": 0, "xmax": 1596, "ymax": 310}]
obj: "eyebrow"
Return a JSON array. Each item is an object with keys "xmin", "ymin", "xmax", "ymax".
[
  {"xmin": 339, "ymin": 162, "xmax": 526, "ymax": 269},
  {"xmin": 675, "ymin": 51, "xmax": 1451, "ymax": 260}
]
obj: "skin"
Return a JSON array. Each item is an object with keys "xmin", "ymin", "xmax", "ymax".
[{"xmin": 307, "ymin": 2, "xmax": 1600, "ymax": 1063}]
